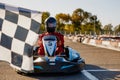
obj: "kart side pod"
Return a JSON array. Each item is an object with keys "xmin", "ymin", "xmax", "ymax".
[{"xmin": 64, "ymin": 47, "xmax": 80, "ymax": 61}]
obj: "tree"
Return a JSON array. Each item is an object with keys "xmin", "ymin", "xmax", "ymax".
[
  {"xmin": 42, "ymin": 8, "xmax": 103, "ymax": 35},
  {"xmin": 64, "ymin": 24, "xmax": 75, "ymax": 34},
  {"xmin": 103, "ymin": 24, "xmax": 113, "ymax": 35},
  {"xmin": 82, "ymin": 11, "xmax": 92, "ymax": 24},
  {"xmin": 71, "ymin": 8, "xmax": 84, "ymax": 31},
  {"xmin": 71, "ymin": 8, "xmax": 94, "ymax": 33},
  {"xmin": 89, "ymin": 15, "xmax": 102, "ymax": 35},
  {"xmin": 40, "ymin": 12, "xmax": 50, "ymax": 32},
  {"xmin": 95, "ymin": 20, "xmax": 102, "ymax": 35},
  {"xmin": 41, "ymin": 12, "xmax": 50, "ymax": 24},
  {"xmin": 55, "ymin": 13, "xmax": 70, "ymax": 31},
  {"xmin": 114, "ymin": 24, "xmax": 120, "ymax": 35}
]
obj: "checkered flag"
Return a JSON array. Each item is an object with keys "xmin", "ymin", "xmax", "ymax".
[{"xmin": 0, "ymin": 3, "xmax": 42, "ymax": 73}]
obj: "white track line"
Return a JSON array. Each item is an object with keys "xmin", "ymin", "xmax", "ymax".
[
  {"xmin": 86, "ymin": 69, "xmax": 120, "ymax": 72},
  {"xmin": 81, "ymin": 70, "xmax": 99, "ymax": 80},
  {"xmin": 82, "ymin": 69, "xmax": 120, "ymax": 80}
]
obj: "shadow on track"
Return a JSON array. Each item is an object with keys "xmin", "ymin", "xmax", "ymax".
[
  {"xmin": 18, "ymin": 64, "xmax": 120, "ymax": 80},
  {"xmin": 24, "ymin": 70, "xmax": 87, "ymax": 80},
  {"xmin": 85, "ymin": 64, "xmax": 120, "ymax": 80},
  {"xmin": 23, "ymin": 64, "xmax": 100, "ymax": 80}
]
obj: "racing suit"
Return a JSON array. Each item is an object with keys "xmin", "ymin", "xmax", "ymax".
[{"xmin": 37, "ymin": 32, "xmax": 64, "ymax": 56}]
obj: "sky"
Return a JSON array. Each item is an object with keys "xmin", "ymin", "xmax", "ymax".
[{"xmin": 0, "ymin": 0, "xmax": 120, "ymax": 27}]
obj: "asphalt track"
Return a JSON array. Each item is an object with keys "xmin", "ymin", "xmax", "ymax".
[{"xmin": 0, "ymin": 37, "xmax": 120, "ymax": 80}]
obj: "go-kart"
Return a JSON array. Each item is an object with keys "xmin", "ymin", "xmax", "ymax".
[{"xmin": 33, "ymin": 35, "xmax": 85, "ymax": 73}]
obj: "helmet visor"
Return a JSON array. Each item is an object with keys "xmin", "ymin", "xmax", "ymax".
[{"xmin": 48, "ymin": 23, "xmax": 56, "ymax": 28}]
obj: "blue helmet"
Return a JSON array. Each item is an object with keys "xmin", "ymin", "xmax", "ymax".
[{"xmin": 45, "ymin": 17, "xmax": 57, "ymax": 32}]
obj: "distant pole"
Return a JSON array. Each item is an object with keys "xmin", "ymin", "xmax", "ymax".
[{"xmin": 93, "ymin": 16, "xmax": 96, "ymax": 36}]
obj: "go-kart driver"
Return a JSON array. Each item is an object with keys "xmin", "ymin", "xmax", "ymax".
[{"xmin": 37, "ymin": 17, "xmax": 64, "ymax": 56}]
